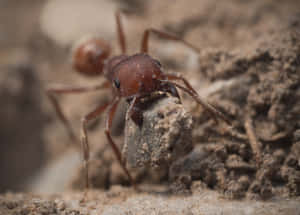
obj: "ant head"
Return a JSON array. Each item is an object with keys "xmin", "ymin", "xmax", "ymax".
[
  {"xmin": 71, "ymin": 36, "xmax": 111, "ymax": 76},
  {"xmin": 112, "ymin": 54, "xmax": 164, "ymax": 97},
  {"xmin": 103, "ymin": 55, "xmax": 128, "ymax": 82}
]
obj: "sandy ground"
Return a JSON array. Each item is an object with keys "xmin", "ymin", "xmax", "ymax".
[{"xmin": 1, "ymin": 187, "xmax": 300, "ymax": 215}]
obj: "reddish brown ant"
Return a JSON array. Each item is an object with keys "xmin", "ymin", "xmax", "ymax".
[{"xmin": 46, "ymin": 12, "xmax": 231, "ymax": 190}]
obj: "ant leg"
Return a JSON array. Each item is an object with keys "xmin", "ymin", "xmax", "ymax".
[
  {"xmin": 115, "ymin": 11, "xmax": 126, "ymax": 54},
  {"xmin": 141, "ymin": 28, "xmax": 200, "ymax": 53},
  {"xmin": 160, "ymin": 80, "xmax": 231, "ymax": 126},
  {"xmin": 46, "ymin": 81, "xmax": 110, "ymax": 147},
  {"xmin": 164, "ymin": 72, "xmax": 198, "ymax": 95},
  {"xmin": 104, "ymin": 97, "xmax": 136, "ymax": 188},
  {"xmin": 126, "ymin": 96, "xmax": 143, "ymax": 126},
  {"xmin": 81, "ymin": 102, "xmax": 111, "ymax": 191}
]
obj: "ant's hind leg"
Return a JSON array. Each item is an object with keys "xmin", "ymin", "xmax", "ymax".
[
  {"xmin": 104, "ymin": 97, "xmax": 136, "ymax": 188},
  {"xmin": 115, "ymin": 11, "xmax": 127, "ymax": 54},
  {"xmin": 46, "ymin": 81, "xmax": 110, "ymax": 148},
  {"xmin": 141, "ymin": 28, "xmax": 200, "ymax": 54}
]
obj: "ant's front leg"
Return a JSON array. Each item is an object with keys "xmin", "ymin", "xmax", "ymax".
[
  {"xmin": 46, "ymin": 81, "xmax": 110, "ymax": 147},
  {"xmin": 126, "ymin": 96, "xmax": 144, "ymax": 127},
  {"xmin": 160, "ymin": 79, "xmax": 231, "ymax": 126},
  {"xmin": 80, "ymin": 102, "xmax": 111, "ymax": 195},
  {"xmin": 164, "ymin": 72, "xmax": 198, "ymax": 95},
  {"xmin": 104, "ymin": 97, "xmax": 137, "ymax": 189}
]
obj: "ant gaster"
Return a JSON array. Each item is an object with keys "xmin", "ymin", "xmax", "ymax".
[{"xmin": 46, "ymin": 12, "xmax": 231, "ymax": 190}]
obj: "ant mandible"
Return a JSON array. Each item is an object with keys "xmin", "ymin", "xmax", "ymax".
[{"xmin": 46, "ymin": 12, "xmax": 231, "ymax": 190}]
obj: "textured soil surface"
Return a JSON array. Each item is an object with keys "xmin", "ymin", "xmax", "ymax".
[
  {"xmin": 1, "ymin": 187, "xmax": 300, "ymax": 215},
  {"xmin": 0, "ymin": 0, "xmax": 300, "ymax": 214}
]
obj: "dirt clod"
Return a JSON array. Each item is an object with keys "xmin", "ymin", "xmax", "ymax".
[{"xmin": 123, "ymin": 95, "xmax": 194, "ymax": 169}]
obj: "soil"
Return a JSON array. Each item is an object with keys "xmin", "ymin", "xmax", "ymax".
[
  {"xmin": 0, "ymin": 0, "xmax": 300, "ymax": 214},
  {"xmin": 1, "ymin": 187, "xmax": 300, "ymax": 215}
]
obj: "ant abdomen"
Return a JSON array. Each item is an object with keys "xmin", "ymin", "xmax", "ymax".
[{"xmin": 71, "ymin": 36, "xmax": 111, "ymax": 76}]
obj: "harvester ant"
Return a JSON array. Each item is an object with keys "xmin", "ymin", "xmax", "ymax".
[{"xmin": 46, "ymin": 12, "xmax": 231, "ymax": 190}]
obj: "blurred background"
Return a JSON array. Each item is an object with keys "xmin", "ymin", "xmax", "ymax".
[{"xmin": 0, "ymin": 0, "xmax": 299, "ymax": 195}]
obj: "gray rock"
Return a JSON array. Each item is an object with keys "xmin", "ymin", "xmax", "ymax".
[{"xmin": 123, "ymin": 96, "xmax": 194, "ymax": 169}]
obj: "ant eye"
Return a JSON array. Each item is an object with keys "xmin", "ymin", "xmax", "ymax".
[
  {"xmin": 154, "ymin": 59, "xmax": 161, "ymax": 67},
  {"xmin": 114, "ymin": 79, "xmax": 121, "ymax": 89}
]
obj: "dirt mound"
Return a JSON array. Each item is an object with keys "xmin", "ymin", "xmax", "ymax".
[{"xmin": 174, "ymin": 23, "xmax": 300, "ymax": 199}]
